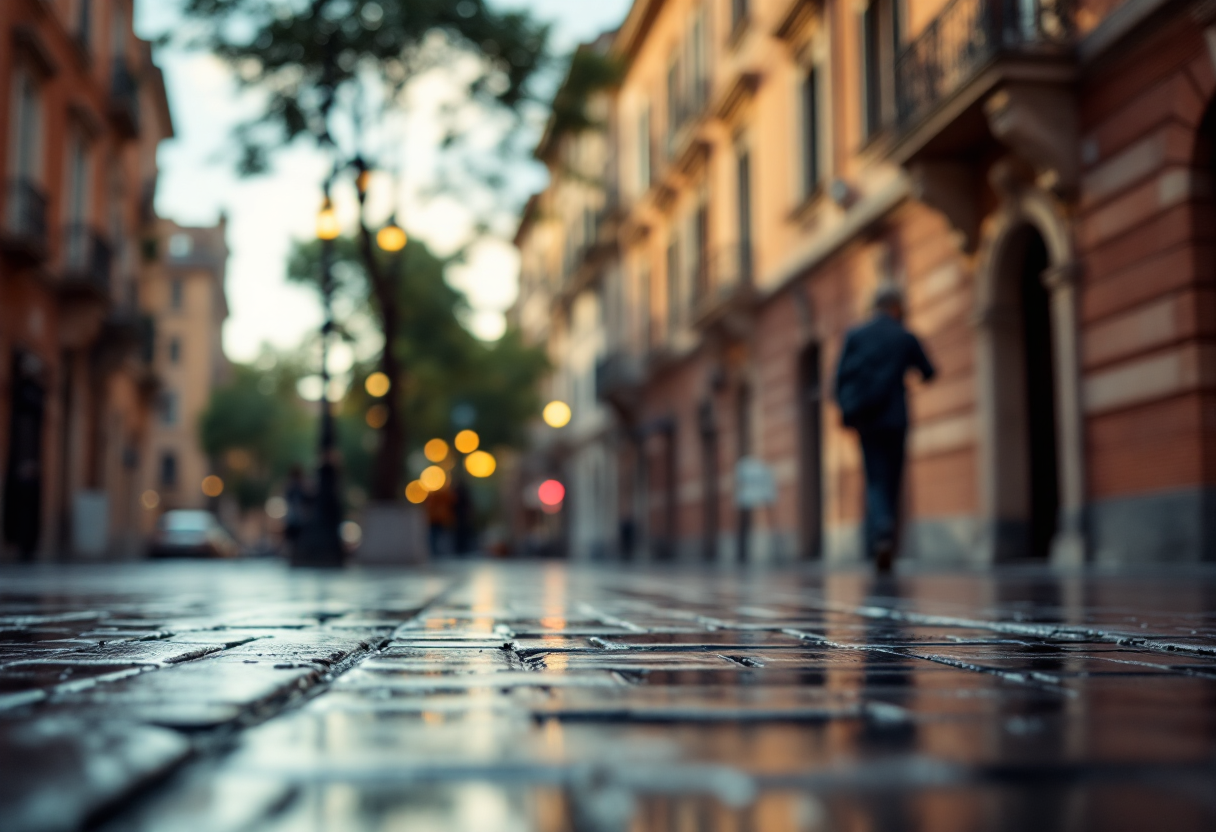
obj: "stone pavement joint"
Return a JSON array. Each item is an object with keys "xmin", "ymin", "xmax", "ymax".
[{"xmin": 1, "ymin": 562, "xmax": 1215, "ymax": 831}]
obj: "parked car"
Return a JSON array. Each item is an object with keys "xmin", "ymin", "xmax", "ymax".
[{"xmin": 149, "ymin": 510, "xmax": 239, "ymax": 559}]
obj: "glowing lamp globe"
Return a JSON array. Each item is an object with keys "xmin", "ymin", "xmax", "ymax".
[
  {"xmin": 420, "ymin": 465, "xmax": 447, "ymax": 492},
  {"xmin": 316, "ymin": 199, "xmax": 341, "ymax": 241},
  {"xmin": 377, "ymin": 223, "xmax": 407, "ymax": 252},
  {"xmin": 464, "ymin": 450, "xmax": 497, "ymax": 478},
  {"xmin": 542, "ymin": 400, "xmax": 572, "ymax": 429},
  {"xmin": 424, "ymin": 438, "xmax": 449, "ymax": 463},
  {"xmin": 454, "ymin": 429, "xmax": 480, "ymax": 454},
  {"xmin": 405, "ymin": 481, "xmax": 429, "ymax": 504},
  {"xmin": 365, "ymin": 372, "xmax": 391, "ymax": 398}
]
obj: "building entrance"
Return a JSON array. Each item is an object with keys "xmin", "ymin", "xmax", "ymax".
[
  {"xmin": 798, "ymin": 342, "xmax": 823, "ymax": 559},
  {"xmin": 3, "ymin": 350, "xmax": 47, "ymax": 559},
  {"xmin": 1008, "ymin": 226, "xmax": 1059, "ymax": 559}
]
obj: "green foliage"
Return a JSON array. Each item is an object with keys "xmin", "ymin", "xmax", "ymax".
[
  {"xmin": 288, "ymin": 235, "xmax": 548, "ymax": 478},
  {"xmin": 198, "ymin": 355, "xmax": 316, "ymax": 510},
  {"xmin": 173, "ymin": 0, "xmax": 550, "ymax": 173},
  {"xmin": 548, "ymin": 47, "xmax": 624, "ymax": 141}
]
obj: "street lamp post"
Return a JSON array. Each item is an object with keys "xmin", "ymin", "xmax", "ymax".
[{"xmin": 292, "ymin": 187, "xmax": 346, "ymax": 567}]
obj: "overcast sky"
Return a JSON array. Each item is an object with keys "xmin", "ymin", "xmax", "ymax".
[{"xmin": 134, "ymin": 0, "xmax": 633, "ymax": 368}]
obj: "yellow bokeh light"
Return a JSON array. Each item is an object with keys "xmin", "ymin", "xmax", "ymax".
[
  {"xmin": 201, "ymin": 475, "xmax": 224, "ymax": 498},
  {"xmin": 424, "ymin": 438, "xmax": 449, "ymax": 463},
  {"xmin": 366, "ymin": 404, "xmax": 389, "ymax": 429},
  {"xmin": 405, "ymin": 481, "xmax": 429, "ymax": 504},
  {"xmin": 316, "ymin": 201, "xmax": 341, "ymax": 240},
  {"xmin": 377, "ymin": 224, "xmax": 407, "ymax": 252},
  {"xmin": 365, "ymin": 372, "xmax": 391, "ymax": 398},
  {"xmin": 542, "ymin": 400, "xmax": 572, "ymax": 428},
  {"xmin": 464, "ymin": 450, "xmax": 497, "ymax": 478},
  {"xmin": 454, "ymin": 429, "xmax": 480, "ymax": 454},
  {"xmin": 141, "ymin": 490, "xmax": 160, "ymax": 510},
  {"xmin": 420, "ymin": 465, "xmax": 447, "ymax": 492}
]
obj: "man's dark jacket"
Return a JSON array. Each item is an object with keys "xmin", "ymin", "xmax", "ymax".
[{"xmin": 834, "ymin": 313, "xmax": 935, "ymax": 431}]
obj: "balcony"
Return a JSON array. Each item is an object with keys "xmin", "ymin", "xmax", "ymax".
[
  {"xmin": 60, "ymin": 226, "xmax": 113, "ymax": 297},
  {"xmin": 891, "ymin": 0, "xmax": 1076, "ymax": 165},
  {"xmin": 2, "ymin": 180, "xmax": 50, "ymax": 262},
  {"xmin": 110, "ymin": 59, "xmax": 140, "ymax": 138},
  {"xmin": 691, "ymin": 244, "xmax": 756, "ymax": 336},
  {"xmin": 595, "ymin": 351, "xmax": 645, "ymax": 416}
]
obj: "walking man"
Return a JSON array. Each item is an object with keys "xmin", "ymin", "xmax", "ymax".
[{"xmin": 834, "ymin": 284, "xmax": 935, "ymax": 572}]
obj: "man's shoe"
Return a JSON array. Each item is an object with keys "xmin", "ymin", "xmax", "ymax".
[{"xmin": 874, "ymin": 540, "xmax": 895, "ymax": 574}]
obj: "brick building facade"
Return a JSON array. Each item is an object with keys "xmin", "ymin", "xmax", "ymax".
[
  {"xmin": 516, "ymin": 0, "xmax": 1216, "ymax": 566},
  {"xmin": 0, "ymin": 0, "xmax": 174, "ymax": 560}
]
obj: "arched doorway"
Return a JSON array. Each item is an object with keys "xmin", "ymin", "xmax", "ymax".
[
  {"xmin": 798, "ymin": 342, "xmax": 823, "ymax": 559},
  {"xmin": 1010, "ymin": 226, "xmax": 1059, "ymax": 559},
  {"xmin": 698, "ymin": 400, "xmax": 719, "ymax": 562},
  {"xmin": 977, "ymin": 208, "xmax": 1080, "ymax": 563}
]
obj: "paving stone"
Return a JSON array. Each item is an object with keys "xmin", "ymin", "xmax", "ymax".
[
  {"xmin": 0, "ymin": 717, "xmax": 190, "ymax": 832},
  {"xmin": 1, "ymin": 561, "xmax": 1216, "ymax": 830}
]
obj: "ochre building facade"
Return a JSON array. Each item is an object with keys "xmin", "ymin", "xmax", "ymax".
[
  {"xmin": 517, "ymin": 0, "xmax": 1216, "ymax": 565},
  {"xmin": 1, "ymin": 0, "xmax": 174, "ymax": 560}
]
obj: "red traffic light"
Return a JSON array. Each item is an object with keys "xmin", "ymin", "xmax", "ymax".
[{"xmin": 538, "ymin": 479, "xmax": 565, "ymax": 507}]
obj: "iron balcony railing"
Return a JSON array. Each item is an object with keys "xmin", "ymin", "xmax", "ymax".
[
  {"xmin": 894, "ymin": 0, "xmax": 1076, "ymax": 129},
  {"xmin": 61, "ymin": 225, "xmax": 113, "ymax": 293},
  {"xmin": 595, "ymin": 351, "xmax": 644, "ymax": 403},
  {"xmin": 692, "ymin": 243, "xmax": 754, "ymax": 309},
  {"xmin": 4, "ymin": 179, "xmax": 49, "ymax": 255}
]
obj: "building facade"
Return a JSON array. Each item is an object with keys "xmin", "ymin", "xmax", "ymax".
[
  {"xmin": 138, "ymin": 219, "xmax": 229, "ymax": 522},
  {"xmin": 513, "ymin": 36, "xmax": 622, "ymax": 561},
  {"xmin": 0, "ymin": 0, "xmax": 174, "ymax": 560},
  {"xmin": 519, "ymin": 0, "xmax": 1216, "ymax": 565}
]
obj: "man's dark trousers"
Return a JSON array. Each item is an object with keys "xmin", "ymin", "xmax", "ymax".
[{"xmin": 859, "ymin": 427, "xmax": 906, "ymax": 556}]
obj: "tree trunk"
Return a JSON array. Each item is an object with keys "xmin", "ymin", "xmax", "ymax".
[{"xmin": 359, "ymin": 224, "xmax": 407, "ymax": 502}]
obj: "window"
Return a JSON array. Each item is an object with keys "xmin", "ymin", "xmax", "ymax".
[
  {"xmin": 637, "ymin": 104, "xmax": 652, "ymax": 192},
  {"xmin": 169, "ymin": 233, "xmax": 193, "ymax": 258},
  {"xmin": 689, "ymin": 9, "xmax": 709, "ymax": 112},
  {"xmin": 861, "ymin": 4, "xmax": 882, "ymax": 139},
  {"xmin": 160, "ymin": 452, "xmax": 178, "ymax": 488},
  {"xmin": 736, "ymin": 148, "xmax": 753, "ymax": 282},
  {"xmin": 10, "ymin": 67, "xmax": 42, "ymax": 181},
  {"xmin": 161, "ymin": 391, "xmax": 179, "ymax": 426},
  {"xmin": 666, "ymin": 237, "xmax": 681, "ymax": 333},
  {"xmin": 639, "ymin": 261, "xmax": 652, "ymax": 349},
  {"xmin": 65, "ymin": 130, "xmax": 91, "ymax": 225},
  {"xmin": 693, "ymin": 200, "xmax": 709, "ymax": 301},
  {"xmin": 731, "ymin": 0, "xmax": 749, "ymax": 33},
  {"xmin": 860, "ymin": 0, "xmax": 901, "ymax": 139},
  {"xmin": 168, "ymin": 337, "xmax": 181, "ymax": 364},
  {"xmin": 110, "ymin": 1, "xmax": 127, "ymax": 62},
  {"xmin": 667, "ymin": 59, "xmax": 681, "ymax": 155},
  {"xmin": 170, "ymin": 278, "xmax": 183, "ymax": 310},
  {"xmin": 802, "ymin": 67, "xmax": 822, "ymax": 197},
  {"xmin": 77, "ymin": 0, "xmax": 94, "ymax": 51}
]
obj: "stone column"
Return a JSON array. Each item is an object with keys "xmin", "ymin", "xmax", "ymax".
[{"xmin": 1042, "ymin": 262, "xmax": 1088, "ymax": 566}]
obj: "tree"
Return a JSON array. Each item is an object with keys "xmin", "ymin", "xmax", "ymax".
[
  {"xmin": 287, "ymin": 235, "xmax": 548, "ymax": 491},
  {"xmin": 174, "ymin": 0, "xmax": 550, "ymax": 501},
  {"xmin": 199, "ymin": 354, "xmax": 316, "ymax": 510}
]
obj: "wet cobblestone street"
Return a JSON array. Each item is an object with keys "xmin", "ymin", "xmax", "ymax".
[{"xmin": 2, "ymin": 561, "xmax": 1216, "ymax": 831}]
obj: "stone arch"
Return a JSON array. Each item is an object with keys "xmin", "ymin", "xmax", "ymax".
[{"xmin": 973, "ymin": 174, "xmax": 1086, "ymax": 564}]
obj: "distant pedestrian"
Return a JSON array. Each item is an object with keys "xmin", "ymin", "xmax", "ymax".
[
  {"xmin": 282, "ymin": 465, "xmax": 308, "ymax": 553},
  {"xmin": 834, "ymin": 284, "xmax": 935, "ymax": 573},
  {"xmin": 452, "ymin": 473, "xmax": 475, "ymax": 556}
]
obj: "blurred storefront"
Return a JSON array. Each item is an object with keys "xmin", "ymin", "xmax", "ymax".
[
  {"xmin": 0, "ymin": 0, "xmax": 174, "ymax": 560},
  {"xmin": 515, "ymin": 0, "xmax": 1216, "ymax": 566}
]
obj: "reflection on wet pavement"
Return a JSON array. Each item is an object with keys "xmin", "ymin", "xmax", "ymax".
[{"xmin": 1, "ymin": 562, "xmax": 1215, "ymax": 831}]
